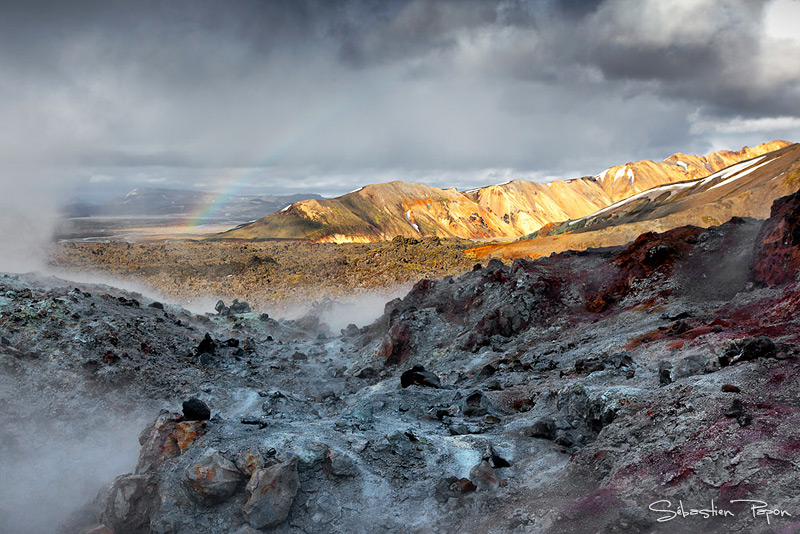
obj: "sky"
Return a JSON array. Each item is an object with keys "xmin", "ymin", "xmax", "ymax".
[{"xmin": 0, "ymin": 0, "xmax": 799, "ymax": 201}]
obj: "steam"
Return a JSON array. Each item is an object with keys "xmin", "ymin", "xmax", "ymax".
[
  {"xmin": 270, "ymin": 287, "xmax": 410, "ymax": 331},
  {"xmin": 0, "ymin": 167, "xmax": 64, "ymax": 273},
  {"xmin": 0, "ymin": 414, "xmax": 148, "ymax": 534}
]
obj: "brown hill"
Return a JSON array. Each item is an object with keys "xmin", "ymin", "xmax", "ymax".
[
  {"xmin": 218, "ymin": 140, "xmax": 790, "ymax": 243},
  {"xmin": 470, "ymin": 142, "xmax": 800, "ymax": 260}
]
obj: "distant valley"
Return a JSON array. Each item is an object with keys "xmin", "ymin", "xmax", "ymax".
[{"xmin": 56, "ymin": 187, "xmax": 323, "ymax": 241}]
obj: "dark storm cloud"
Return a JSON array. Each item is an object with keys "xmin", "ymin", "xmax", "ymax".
[{"xmin": 0, "ymin": 0, "xmax": 797, "ymax": 198}]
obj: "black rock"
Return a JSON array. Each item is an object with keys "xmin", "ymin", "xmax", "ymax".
[
  {"xmin": 229, "ymin": 299, "xmax": 252, "ymax": 314},
  {"xmin": 737, "ymin": 414, "xmax": 753, "ymax": 427},
  {"xmin": 575, "ymin": 358, "xmax": 605, "ymax": 375},
  {"xmin": 148, "ymin": 301, "xmax": 164, "ymax": 310},
  {"xmin": 723, "ymin": 335, "xmax": 777, "ymax": 365},
  {"xmin": 740, "ymin": 336, "xmax": 776, "ymax": 361},
  {"xmin": 462, "ymin": 391, "xmax": 489, "ymax": 417},
  {"xmin": 196, "ymin": 333, "xmax": 216, "ymax": 355},
  {"xmin": 488, "ymin": 445, "xmax": 511, "ymax": 468},
  {"xmin": 183, "ymin": 398, "xmax": 211, "ymax": 421},
  {"xmin": 355, "ymin": 367, "xmax": 378, "ymax": 379},
  {"xmin": 479, "ymin": 364, "xmax": 497, "ymax": 377},
  {"xmin": 658, "ymin": 361, "xmax": 672, "ymax": 386},
  {"xmin": 449, "ymin": 424, "xmax": 470, "ymax": 436},
  {"xmin": 400, "ymin": 365, "xmax": 442, "ymax": 388}
]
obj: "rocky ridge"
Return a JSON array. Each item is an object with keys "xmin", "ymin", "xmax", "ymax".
[
  {"xmin": 471, "ymin": 142, "xmax": 800, "ymax": 261},
  {"xmin": 220, "ymin": 141, "xmax": 789, "ymax": 243}
]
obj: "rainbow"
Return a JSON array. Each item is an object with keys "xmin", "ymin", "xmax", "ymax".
[{"xmin": 184, "ymin": 87, "xmax": 381, "ymax": 228}]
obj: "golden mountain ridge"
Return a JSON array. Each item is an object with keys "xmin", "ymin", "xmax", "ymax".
[
  {"xmin": 217, "ymin": 140, "xmax": 791, "ymax": 243},
  {"xmin": 470, "ymin": 141, "xmax": 800, "ymax": 260}
]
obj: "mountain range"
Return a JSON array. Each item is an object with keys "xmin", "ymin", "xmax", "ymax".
[
  {"xmin": 471, "ymin": 141, "xmax": 800, "ymax": 260},
  {"xmin": 219, "ymin": 140, "xmax": 790, "ymax": 242},
  {"xmin": 61, "ymin": 187, "xmax": 323, "ymax": 222}
]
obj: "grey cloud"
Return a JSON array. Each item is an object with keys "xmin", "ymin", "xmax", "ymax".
[{"xmin": 0, "ymin": 0, "xmax": 796, "ymax": 199}]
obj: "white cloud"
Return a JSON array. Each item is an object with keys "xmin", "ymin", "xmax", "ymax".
[
  {"xmin": 763, "ymin": 0, "xmax": 800, "ymax": 41},
  {"xmin": 690, "ymin": 114, "xmax": 800, "ymax": 134},
  {"xmin": 591, "ymin": 0, "xmax": 750, "ymax": 48}
]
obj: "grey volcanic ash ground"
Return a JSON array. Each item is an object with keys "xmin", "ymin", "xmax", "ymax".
[{"xmin": 5, "ymin": 192, "xmax": 800, "ymax": 533}]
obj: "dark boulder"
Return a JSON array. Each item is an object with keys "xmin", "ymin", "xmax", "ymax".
[
  {"xmin": 196, "ymin": 333, "xmax": 216, "ymax": 356},
  {"xmin": 721, "ymin": 335, "xmax": 776, "ymax": 366},
  {"xmin": 400, "ymin": 365, "xmax": 442, "ymax": 388},
  {"xmin": 183, "ymin": 398, "xmax": 211, "ymax": 421}
]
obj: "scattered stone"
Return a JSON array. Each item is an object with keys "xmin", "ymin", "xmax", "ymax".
[
  {"xmin": 434, "ymin": 477, "xmax": 476, "ymax": 504},
  {"xmin": 230, "ymin": 299, "xmax": 252, "ymax": 314},
  {"xmin": 724, "ymin": 399, "xmax": 744, "ymax": 418},
  {"xmin": 243, "ymin": 458, "xmax": 300, "ymax": 530},
  {"xmin": 355, "ymin": 366, "xmax": 378, "ymax": 379},
  {"xmin": 487, "ymin": 445, "xmax": 511, "ymax": 468},
  {"xmin": 215, "ymin": 299, "xmax": 252, "ymax": 316},
  {"xmin": 721, "ymin": 335, "xmax": 777, "ymax": 366},
  {"xmin": 615, "ymin": 507, "xmax": 654, "ymax": 531},
  {"xmin": 102, "ymin": 474, "xmax": 156, "ymax": 534},
  {"xmin": 737, "ymin": 414, "xmax": 753, "ymax": 427},
  {"xmin": 528, "ymin": 418, "xmax": 556, "ymax": 440},
  {"xmin": 674, "ymin": 354, "xmax": 707, "ymax": 379},
  {"xmin": 184, "ymin": 450, "xmax": 244, "ymax": 504},
  {"xmin": 235, "ymin": 448, "xmax": 266, "ymax": 476},
  {"xmin": 469, "ymin": 459, "xmax": 499, "ymax": 490},
  {"xmin": 148, "ymin": 301, "xmax": 164, "ymax": 310},
  {"xmin": 325, "ymin": 448, "xmax": 359, "ymax": 477},
  {"xmin": 183, "ymin": 398, "xmax": 211, "ymax": 421},
  {"xmin": 449, "ymin": 424, "xmax": 471, "ymax": 436},
  {"xmin": 341, "ymin": 323, "xmax": 359, "ymax": 337},
  {"xmin": 400, "ymin": 365, "xmax": 442, "ymax": 388},
  {"xmin": 575, "ymin": 358, "xmax": 605, "ymax": 375},
  {"xmin": 462, "ymin": 390, "xmax": 490, "ymax": 417},
  {"xmin": 240, "ymin": 417, "xmax": 269, "ymax": 429}
]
